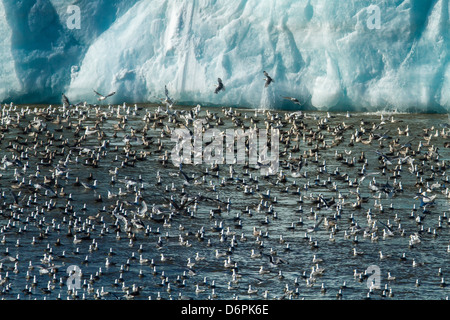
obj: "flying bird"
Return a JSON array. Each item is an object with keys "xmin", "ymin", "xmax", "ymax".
[
  {"xmin": 162, "ymin": 85, "xmax": 174, "ymax": 107},
  {"xmin": 307, "ymin": 217, "xmax": 324, "ymax": 233},
  {"xmin": 93, "ymin": 89, "xmax": 116, "ymax": 101},
  {"xmin": 282, "ymin": 96, "xmax": 304, "ymax": 106},
  {"xmin": 263, "ymin": 253, "xmax": 288, "ymax": 266},
  {"xmin": 214, "ymin": 78, "xmax": 225, "ymax": 94},
  {"xmin": 263, "ymin": 71, "xmax": 274, "ymax": 87},
  {"xmin": 62, "ymin": 93, "xmax": 70, "ymax": 107}
]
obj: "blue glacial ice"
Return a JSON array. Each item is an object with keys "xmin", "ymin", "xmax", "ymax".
[{"xmin": 0, "ymin": 0, "xmax": 449, "ymax": 112}]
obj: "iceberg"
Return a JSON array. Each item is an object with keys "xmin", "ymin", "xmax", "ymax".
[{"xmin": 0, "ymin": 0, "xmax": 449, "ymax": 112}]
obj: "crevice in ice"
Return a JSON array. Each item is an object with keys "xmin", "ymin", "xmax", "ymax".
[{"xmin": 304, "ymin": 0, "xmax": 313, "ymax": 22}]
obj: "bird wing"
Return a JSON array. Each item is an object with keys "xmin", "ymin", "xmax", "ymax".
[
  {"xmin": 164, "ymin": 196, "xmax": 180, "ymax": 210},
  {"xmin": 106, "ymin": 92, "xmax": 116, "ymax": 98},
  {"xmin": 113, "ymin": 213, "xmax": 128, "ymax": 226},
  {"xmin": 93, "ymin": 89, "xmax": 104, "ymax": 97},
  {"xmin": 179, "ymin": 166, "xmax": 191, "ymax": 184},
  {"xmin": 314, "ymin": 217, "xmax": 324, "ymax": 229},
  {"xmin": 62, "ymin": 94, "xmax": 70, "ymax": 106},
  {"xmin": 139, "ymin": 201, "xmax": 148, "ymax": 215},
  {"xmin": 377, "ymin": 220, "xmax": 393, "ymax": 233}
]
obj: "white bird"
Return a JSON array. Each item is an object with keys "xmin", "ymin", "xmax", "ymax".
[
  {"xmin": 281, "ymin": 96, "xmax": 304, "ymax": 106},
  {"xmin": 312, "ymin": 255, "xmax": 323, "ymax": 263},
  {"xmin": 195, "ymin": 284, "xmax": 205, "ymax": 294},
  {"xmin": 379, "ymin": 251, "xmax": 391, "ymax": 260},
  {"xmin": 137, "ymin": 201, "xmax": 148, "ymax": 217},
  {"xmin": 195, "ymin": 252, "xmax": 206, "ymax": 261},
  {"xmin": 187, "ymin": 258, "xmax": 195, "ymax": 269},
  {"xmin": 410, "ymin": 233, "xmax": 421, "ymax": 245},
  {"xmin": 259, "ymin": 266, "xmax": 270, "ymax": 275},
  {"xmin": 62, "ymin": 93, "xmax": 70, "ymax": 107},
  {"xmin": 93, "ymin": 89, "xmax": 116, "ymax": 101},
  {"xmin": 251, "ymin": 249, "xmax": 262, "ymax": 259}
]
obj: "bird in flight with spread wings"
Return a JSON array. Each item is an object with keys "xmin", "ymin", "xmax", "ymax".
[
  {"xmin": 62, "ymin": 93, "xmax": 70, "ymax": 107},
  {"xmin": 93, "ymin": 89, "xmax": 116, "ymax": 101},
  {"xmin": 281, "ymin": 96, "xmax": 305, "ymax": 106},
  {"xmin": 263, "ymin": 71, "xmax": 274, "ymax": 87}
]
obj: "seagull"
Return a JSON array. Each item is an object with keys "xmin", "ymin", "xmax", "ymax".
[
  {"xmin": 281, "ymin": 96, "xmax": 304, "ymax": 106},
  {"xmin": 137, "ymin": 201, "xmax": 148, "ymax": 218},
  {"xmin": 62, "ymin": 93, "xmax": 70, "ymax": 107},
  {"xmin": 353, "ymin": 248, "xmax": 364, "ymax": 256},
  {"xmin": 163, "ymin": 85, "xmax": 174, "ymax": 107},
  {"xmin": 93, "ymin": 89, "xmax": 116, "ymax": 101},
  {"xmin": 307, "ymin": 217, "xmax": 324, "ymax": 233},
  {"xmin": 409, "ymin": 233, "xmax": 421, "ymax": 245},
  {"xmin": 214, "ymin": 78, "xmax": 225, "ymax": 94},
  {"xmin": 263, "ymin": 71, "xmax": 274, "ymax": 87},
  {"xmin": 179, "ymin": 164, "xmax": 193, "ymax": 185},
  {"xmin": 84, "ymin": 126, "xmax": 98, "ymax": 136},
  {"xmin": 264, "ymin": 253, "xmax": 288, "ymax": 266}
]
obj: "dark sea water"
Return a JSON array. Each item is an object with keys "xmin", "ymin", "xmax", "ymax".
[{"xmin": 0, "ymin": 103, "xmax": 449, "ymax": 300}]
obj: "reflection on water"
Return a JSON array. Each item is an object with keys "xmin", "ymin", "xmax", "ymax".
[{"xmin": 0, "ymin": 104, "xmax": 449, "ymax": 300}]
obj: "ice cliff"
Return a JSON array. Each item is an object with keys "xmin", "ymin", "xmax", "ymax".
[{"xmin": 0, "ymin": 0, "xmax": 449, "ymax": 112}]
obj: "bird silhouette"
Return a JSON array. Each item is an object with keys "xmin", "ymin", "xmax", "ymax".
[
  {"xmin": 214, "ymin": 78, "xmax": 225, "ymax": 94},
  {"xmin": 263, "ymin": 71, "xmax": 274, "ymax": 87},
  {"xmin": 62, "ymin": 93, "xmax": 70, "ymax": 107}
]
